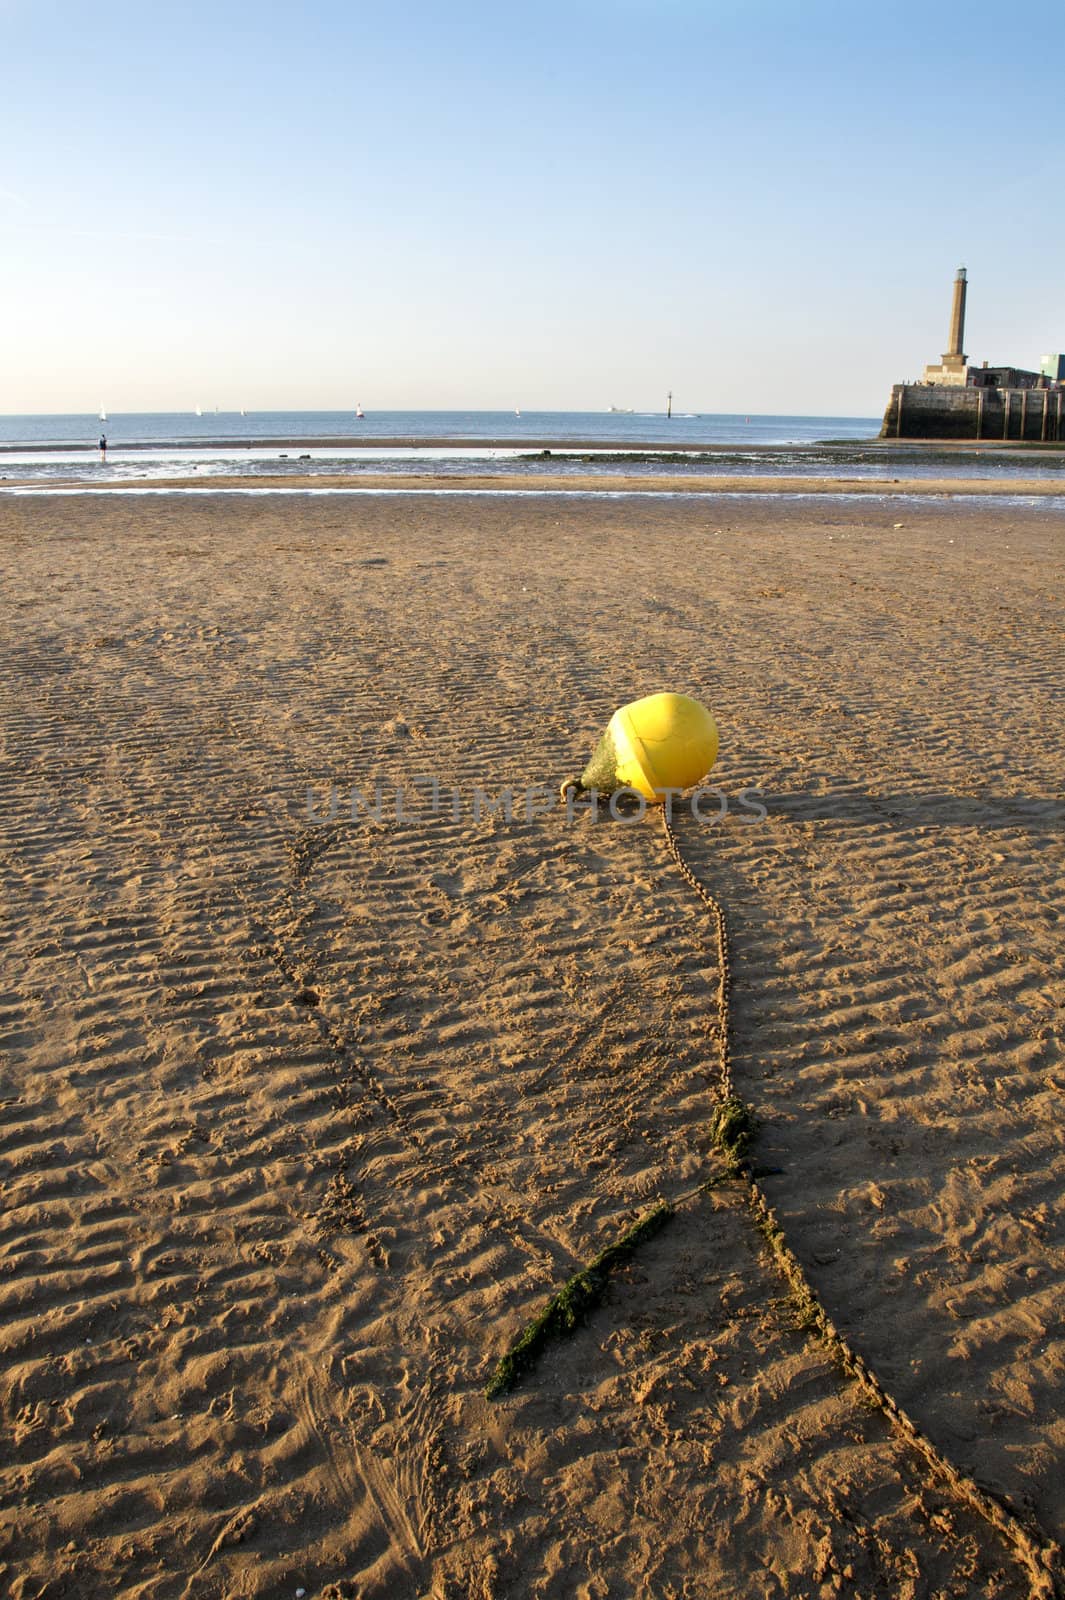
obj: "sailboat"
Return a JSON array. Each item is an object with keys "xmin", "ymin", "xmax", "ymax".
[
  {"xmin": 355, "ymin": 403, "xmax": 365, "ymax": 419},
  {"xmin": 99, "ymin": 407, "xmax": 107, "ymax": 421},
  {"xmin": 194, "ymin": 406, "xmax": 203, "ymax": 417}
]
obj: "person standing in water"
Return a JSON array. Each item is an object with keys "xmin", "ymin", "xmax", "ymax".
[{"xmin": 99, "ymin": 433, "xmax": 107, "ymax": 460}]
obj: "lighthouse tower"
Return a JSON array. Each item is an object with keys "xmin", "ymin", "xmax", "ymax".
[{"xmin": 922, "ymin": 267, "xmax": 970, "ymax": 387}]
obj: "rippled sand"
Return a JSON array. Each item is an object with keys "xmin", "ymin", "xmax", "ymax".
[{"xmin": 1, "ymin": 492, "xmax": 1062, "ymax": 1598}]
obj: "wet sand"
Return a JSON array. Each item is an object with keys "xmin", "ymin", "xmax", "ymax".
[
  {"xmin": 8, "ymin": 472, "xmax": 1065, "ymax": 497},
  {"xmin": 1, "ymin": 492, "xmax": 1063, "ymax": 1598}
]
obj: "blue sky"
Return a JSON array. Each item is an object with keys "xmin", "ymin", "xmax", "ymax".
[{"xmin": 2, "ymin": 0, "xmax": 1062, "ymax": 415}]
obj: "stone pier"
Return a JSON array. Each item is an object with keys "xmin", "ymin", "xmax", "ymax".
[{"xmin": 881, "ymin": 383, "xmax": 1065, "ymax": 441}]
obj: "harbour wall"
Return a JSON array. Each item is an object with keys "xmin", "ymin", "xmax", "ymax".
[{"xmin": 881, "ymin": 383, "xmax": 1065, "ymax": 441}]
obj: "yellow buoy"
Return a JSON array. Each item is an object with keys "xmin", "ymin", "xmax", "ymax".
[{"xmin": 567, "ymin": 692, "xmax": 718, "ymax": 803}]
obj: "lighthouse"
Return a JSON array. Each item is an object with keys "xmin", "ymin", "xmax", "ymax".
[{"xmin": 922, "ymin": 267, "xmax": 970, "ymax": 387}]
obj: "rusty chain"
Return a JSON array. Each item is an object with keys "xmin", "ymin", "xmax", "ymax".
[{"xmin": 660, "ymin": 806, "xmax": 1063, "ymax": 1600}]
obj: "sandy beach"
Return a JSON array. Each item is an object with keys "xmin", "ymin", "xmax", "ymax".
[
  {"xmin": 1, "ymin": 490, "xmax": 1062, "ymax": 1599},
  {"xmin": 8, "ymin": 473, "xmax": 1065, "ymax": 498}
]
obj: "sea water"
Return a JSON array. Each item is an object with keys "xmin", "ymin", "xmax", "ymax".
[
  {"xmin": 0, "ymin": 409, "xmax": 878, "ymax": 450},
  {"xmin": 1, "ymin": 411, "xmax": 1061, "ymax": 489}
]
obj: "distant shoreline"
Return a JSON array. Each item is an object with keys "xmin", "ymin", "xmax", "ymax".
[
  {"xmin": 3, "ymin": 436, "xmax": 1065, "ymax": 456},
  {"xmin": 4, "ymin": 436, "xmax": 872, "ymax": 455}
]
